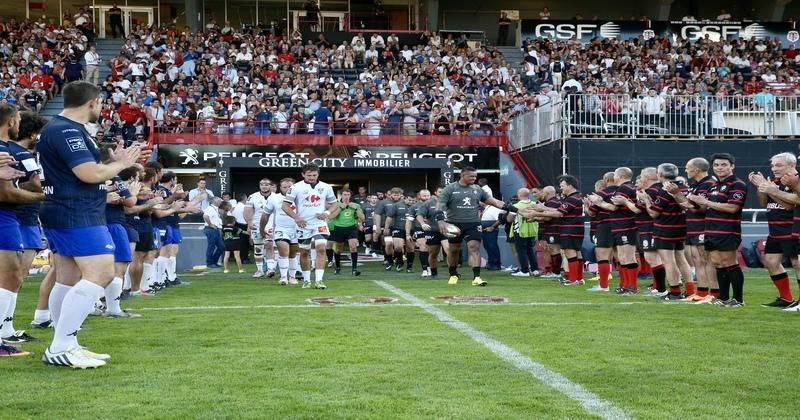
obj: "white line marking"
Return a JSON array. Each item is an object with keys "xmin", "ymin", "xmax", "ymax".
[
  {"xmin": 127, "ymin": 301, "xmax": 643, "ymax": 311},
  {"xmin": 374, "ymin": 280, "xmax": 632, "ymax": 420}
]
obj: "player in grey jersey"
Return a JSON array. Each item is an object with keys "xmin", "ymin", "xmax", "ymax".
[
  {"xmin": 436, "ymin": 166, "xmax": 518, "ymax": 286},
  {"xmin": 360, "ymin": 194, "xmax": 378, "ymax": 256},
  {"xmin": 416, "ymin": 188, "xmax": 450, "ymax": 279}
]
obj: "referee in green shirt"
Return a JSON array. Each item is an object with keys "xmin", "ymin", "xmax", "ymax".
[{"xmin": 328, "ymin": 189, "xmax": 365, "ymax": 276}]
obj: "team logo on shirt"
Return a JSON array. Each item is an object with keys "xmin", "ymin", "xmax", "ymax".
[
  {"xmin": 732, "ymin": 192, "xmax": 744, "ymax": 200},
  {"xmin": 462, "ymin": 197, "xmax": 472, "ymax": 205},
  {"xmin": 66, "ymin": 137, "xmax": 88, "ymax": 152},
  {"xmin": 308, "ymin": 195, "xmax": 321, "ymax": 203}
]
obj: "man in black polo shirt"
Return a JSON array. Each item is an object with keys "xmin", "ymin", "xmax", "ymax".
[{"xmin": 687, "ymin": 153, "xmax": 747, "ymax": 307}]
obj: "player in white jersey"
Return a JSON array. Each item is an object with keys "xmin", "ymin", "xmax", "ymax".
[
  {"xmin": 245, "ymin": 178, "xmax": 274, "ymax": 278},
  {"xmin": 261, "ymin": 177, "xmax": 300, "ymax": 285},
  {"xmin": 282, "ymin": 163, "xmax": 337, "ymax": 289}
]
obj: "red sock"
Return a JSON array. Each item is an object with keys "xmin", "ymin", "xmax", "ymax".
[
  {"xmin": 640, "ymin": 257, "xmax": 652, "ymax": 278},
  {"xmin": 697, "ymin": 287, "xmax": 709, "ymax": 297},
  {"xmin": 684, "ymin": 282, "xmax": 696, "ymax": 296},
  {"xmin": 598, "ymin": 260, "xmax": 611, "ymax": 289},
  {"xmin": 710, "ymin": 289, "xmax": 720, "ymax": 298},
  {"xmin": 669, "ymin": 285, "xmax": 681, "ymax": 295},
  {"xmin": 771, "ymin": 273, "xmax": 793, "ymax": 301},
  {"xmin": 618, "ymin": 267, "xmax": 629, "ymax": 289},
  {"xmin": 568, "ymin": 259, "xmax": 581, "ymax": 282}
]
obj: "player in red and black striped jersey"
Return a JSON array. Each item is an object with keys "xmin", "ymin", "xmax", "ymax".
[
  {"xmin": 680, "ymin": 158, "xmax": 719, "ymax": 303},
  {"xmin": 586, "ymin": 172, "xmax": 616, "ymax": 292},
  {"xmin": 778, "ymin": 169, "xmax": 800, "ymax": 312},
  {"xmin": 646, "ymin": 164, "xmax": 691, "ymax": 300},
  {"xmin": 524, "ymin": 175, "xmax": 585, "ymax": 285},
  {"xmin": 590, "ymin": 167, "xmax": 640, "ymax": 293},
  {"xmin": 535, "ymin": 186, "xmax": 562, "ymax": 278},
  {"xmin": 748, "ymin": 152, "xmax": 800, "ymax": 308},
  {"xmin": 687, "ymin": 153, "xmax": 747, "ymax": 307},
  {"xmin": 617, "ymin": 168, "xmax": 667, "ymax": 296}
]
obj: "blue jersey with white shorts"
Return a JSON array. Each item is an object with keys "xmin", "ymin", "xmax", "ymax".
[{"xmin": 37, "ymin": 115, "xmax": 113, "ymax": 256}]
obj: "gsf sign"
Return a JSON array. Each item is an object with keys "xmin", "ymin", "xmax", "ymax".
[
  {"xmin": 531, "ymin": 22, "xmax": 620, "ymax": 40},
  {"xmin": 675, "ymin": 23, "xmax": 766, "ymax": 41}
]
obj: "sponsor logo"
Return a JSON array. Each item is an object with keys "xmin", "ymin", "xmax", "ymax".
[
  {"xmin": 353, "ymin": 149, "xmax": 372, "ymax": 158},
  {"xmin": 788, "ymin": 30, "xmax": 800, "ymax": 43},
  {"xmin": 741, "ymin": 23, "xmax": 766, "ymax": 40},
  {"xmin": 66, "ymin": 137, "xmax": 88, "ymax": 152},
  {"xmin": 599, "ymin": 22, "xmax": 620, "ymax": 38},
  {"xmin": 180, "ymin": 148, "xmax": 199, "ymax": 165},
  {"xmin": 642, "ymin": 29, "xmax": 655, "ymax": 40}
]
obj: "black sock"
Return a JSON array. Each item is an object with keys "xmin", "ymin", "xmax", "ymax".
[
  {"xmin": 333, "ymin": 252, "xmax": 341, "ymax": 269},
  {"xmin": 350, "ymin": 252, "xmax": 358, "ymax": 270},
  {"xmin": 448, "ymin": 265, "xmax": 458, "ymax": 276},
  {"xmin": 394, "ymin": 252, "xmax": 403, "ymax": 265},
  {"xmin": 716, "ymin": 268, "xmax": 731, "ymax": 301},
  {"xmin": 387, "ymin": 254, "xmax": 393, "ymax": 265},
  {"xmin": 419, "ymin": 251, "xmax": 429, "ymax": 269},
  {"xmin": 326, "ymin": 249, "xmax": 334, "ymax": 263},
  {"xmin": 553, "ymin": 254, "xmax": 563, "ymax": 274},
  {"xmin": 407, "ymin": 251, "xmax": 415, "ymax": 268},
  {"xmin": 472, "ymin": 266, "xmax": 481, "ymax": 278},
  {"xmin": 728, "ymin": 265, "xmax": 745, "ymax": 302},
  {"xmin": 430, "ymin": 267, "xmax": 438, "ymax": 276},
  {"xmin": 653, "ymin": 265, "xmax": 667, "ymax": 292}
]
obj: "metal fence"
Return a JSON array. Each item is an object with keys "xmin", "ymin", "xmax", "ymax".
[{"xmin": 508, "ymin": 93, "xmax": 800, "ymax": 150}]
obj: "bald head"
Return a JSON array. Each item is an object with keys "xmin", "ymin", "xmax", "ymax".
[
  {"xmin": 543, "ymin": 185, "xmax": 556, "ymax": 198},
  {"xmin": 517, "ymin": 188, "xmax": 530, "ymax": 201},
  {"xmin": 614, "ymin": 167, "xmax": 633, "ymax": 183},
  {"xmin": 602, "ymin": 171, "xmax": 615, "ymax": 186},
  {"xmin": 640, "ymin": 167, "xmax": 658, "ymax": 185},
  {"xmin": 686, "ymin": 157, "xmax": 710, "ymax": 180}
]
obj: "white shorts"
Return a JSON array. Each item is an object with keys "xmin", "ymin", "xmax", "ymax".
[
  {"xmin": 297, "ymin": 224, "xmax": 330, "ymax": 241},
  {"xmin": 251, "ymin": 227, "xmax": 274, "ymax": 245},
  {"xmin": 274, "ymin": 226, "xmax": 298, "ymax": 244}
]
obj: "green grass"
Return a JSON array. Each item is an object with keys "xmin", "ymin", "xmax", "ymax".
[{"xmin": 4, "ymin": 263, "xmax": 799, "ymax": 419}]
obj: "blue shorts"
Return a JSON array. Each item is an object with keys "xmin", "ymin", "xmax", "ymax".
[
  {"xmin": 125, "ymin": 225, "xmax": 140, "ymax": 243},
  {"xmin": 107, "ymin": 223, "xmax": 132, "ymax": 263},
  {"xmin": 44, "ymin": 226, "xmax": 115, "ymax": 257},
  {"xmin": 0, "ymin": 210, "xmax": 22, "ymax": 252},
  {"xmin": 19, "ymin": 224, "xmax": 43, "ymax": 250},
  {"xmin": 163, "ymin": 225, "xmax": 183, "ymax": 245}
]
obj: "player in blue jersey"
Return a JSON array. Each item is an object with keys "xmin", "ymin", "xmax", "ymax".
[
  {"xmin": 0, "ymin": 106, "xmax": 45, "ymax": 358},
  {"xmin": 0, "ymin": 112, "xmax": 47, "ymax": 346},
  {"xmin": 151, "ymin": 171, "xmax": 187, "ymax": 289},
  {"xmin": 38, "ymin": 82, "xmax": 146, "ymax": 368}
]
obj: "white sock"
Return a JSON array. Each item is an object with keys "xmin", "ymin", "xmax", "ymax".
[
  {"xmin": 105, "ymin": 277, "xmax": 123, "ymax": 314},
  {"xmin": 50, "ymin": 280, "xmax": 104, "ymax": 353},
  {"xmin": 293, "ymin": 255, "xmax": 301, "ymax": 275},
  {"xmin": 310, "ymin": 249, "xmax": 317, "ymax": 262},
  {"xmin": 49, "ymin": 283, "xmax": 73, "ymax": 327},
  {"xmin": 155, "ymin": 256, "xmax": 170, "ymax": 284},
  {"xmin": 34, "ymin": 309, "xmax": 51, "ymax": 323},
  {"xmin": 302, "ymin": 270, "xmax": 311, "ymax": 282},
  {"xmin": 288, "ymin": 255, "xmax": 298, "ymax": 277},
  {"xmin": 315, "ymin": 268, "xmax": 325, "ymax": 283},
  {"xmin": 0, "ymin": 291, "xmax": 18, "ymax": 337},
  {"xmin": 255, "ymin": 256, "xmax": 264, "ymax": 272},
  {"xmin": 0, "ymin": 288, "xmax": 14, "ymax": 338},
  {"xmin": 123, "ymin": 264, "xmax": 132, "ymax": 289},
  {"xmin": 278, "ymin": 256, "xmax": 289, "ymax": 278},
  {"xmin": 142, "ymin": 263, "xmax": 153, "ymax": 291},
  {"xmin": 168, "ymin": 256, "xmax": 177, "ymax": 281},
  {"xmin": 266, "ymin": 259, "xmax": 275, "ymax": 271}
]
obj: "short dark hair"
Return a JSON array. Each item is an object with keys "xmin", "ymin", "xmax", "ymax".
[
  {"xmin": 142, "ymin": 167, "xmax": 158, "ymax": 183},
  {"xmin": 711, "ymin": 152, "xmax": 735, "ymax": 165},
  {"xmin": 301, "ymin": 163, "xmax": 320, "ymax": 174},
  {"xmin": 118, "ymin": 166, "xmax": 140, "ymax": 181},
  {"xmin": 17, "ymin": 112, "xmax": 47, "ymax": 140},
  {"xmin": 146, "ymin": 161, "xmax": 164, "ymax": 171},
  {"xmin": 63, "ymin": 81, "xmax": 101, "ymax": 109},
  {"xmin": 557, "ymin": 174, "xmax": 579, "ymax": 189},
  {"xmin": 0, "ymin": 103, "xmax": 18, "ymax": 128},
  {"xmin": 461, "ymin": 166, "xmax": 477, "ymax": 173},
  {"xmin": 160, "ymin": 171, "xmax": 176, "ymax": 184}
]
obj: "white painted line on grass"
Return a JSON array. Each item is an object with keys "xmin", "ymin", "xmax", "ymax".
[
  {"xmin": 128, "ymin": 301, "xmax": 643, "ymax": 312},
  {"xmin": 374, "ymin": 280, "xmax": 632, "ymax": 420}
]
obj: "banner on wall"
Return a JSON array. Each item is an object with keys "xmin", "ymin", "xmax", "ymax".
[{"xmin": 521, "ymin": 20, "xmax": 799, "ymax": 46}]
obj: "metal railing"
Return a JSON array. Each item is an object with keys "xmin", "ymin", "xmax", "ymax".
[{"xmin": 507, "ymin": 100, "xmax": 565, "ymax": 150}]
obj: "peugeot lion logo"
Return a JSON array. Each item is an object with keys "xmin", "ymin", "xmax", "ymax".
[
  {"xmin": 353, "ymin": 149, "xmax": 372, "ymax": 158},
  {"xmin": 180, "ymin": 148, "xmax": 199, "ymax": 165},
  {"xmin": 741, "ymin": 23, "xmax": 766, "ymax": 40},
  {"xmin": 599, "ymin": 22, "xmax": 621, "ymax": 39}
]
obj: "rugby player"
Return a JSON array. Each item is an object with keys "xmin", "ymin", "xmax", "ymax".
[
  {"xmin": 526, "ymin": 175, "xmax": 584, "ymax": 286},
  {"xmin": 361, "ymin": 193, "xmax": 378, "ymax": 257},
  {"xmin": 647, "ymin": 164, "xmax": 690, "ymax": 300},
  {"xmin": 437, "ymin": 166, "xmax": 517, "ymax": 286},
  {"xmin": 416, "ymin": 187, "xmax": 449, "ymax": 279},
  {"xmin": 587, "ymin": 172, "xmax": 617, "ymax": 290},
  {"xmin": 246, "ymin": 178, "xmax": 275, "ymax": 278},
  {"xmin": 39, "ymin": 82, "xmax": 145, "ymax": 368},
  {"xmin": 261, "ymin": 177, "xmax": 300, "ymax": 285},
  {"xmin": 382, "ymin": 188, "xmax": 406, "ymax": 271},
  {"xmin": 0, "ymin": 105, "xmax": 42, "ymax": 357},
  {"xmin": 407, "ymin": 190, "xmax": 431, "ymax": 277},
  {"xmin": 373, "ymin": 189, "xmax": 396, "ymax": 270},
  {"xmin": 282, "ymin": 163, "xmax": 337, "ymax": 289},
  {"xmin": 152, "ymin": 172, "xmax": 188, "ymax": 287},
  {"xmin": 328, "ymin": 189, "xmax": 364, "ymax": 276},
  {"xmin": 687, "ymin": 153, "xmax": 747, "ymax": 307},
  {"xmin": 1, "ymin": 112, "xmax": 46, "ymax": 345},
  {"xmin": 536, "ymin": 186, "xmax": 562, "ymax": 279},
  {"xmin": 681, "ymin": 157, "xmax": 719, "ymax": 303},
  {"xmin": 748, "ymin": 153, "xmax": 799, "ymax": 308}
]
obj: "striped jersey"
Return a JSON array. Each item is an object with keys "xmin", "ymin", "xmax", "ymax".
[
  {"xmin": 686, "ymin": 175, "xmax": 715, "ymax": 236},
  {"xmin": 609, "ymin": 182, "xmax": 637, "ymax": 234},
  {"xmin": 557, "ymin": 191, "xmax": 584, "ymax": 237},
  {"xmin": 705, "ymin": 175, "xmax": 747, "ymax": 237},
  {"xmin": 766, "ymin": 177, "xmax": 794, "ymax": 240},
  {"xmin": 540, "ymin": 197, "xmax": 562, "ymax": 235},
  {"xmin": 650, "ymin": 181, "xmax": 688, "ymax": 241}
]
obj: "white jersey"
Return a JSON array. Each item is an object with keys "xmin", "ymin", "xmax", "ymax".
[
  {"xmin": 284, "ymin": 180, "xmax": 336, "ymax": 225},
  {"xmin": 265, "ymin": 192, "xmax": 296, "ymax": 229},
  {"xmin": 247, "ymin": 191, "xmax": 272, "ymax": 226}
]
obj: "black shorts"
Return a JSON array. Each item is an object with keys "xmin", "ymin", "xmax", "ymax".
[
  {"xmin": 411, "ymin": 228, "xmax": 426, "ymax": 241},
  {"xmin": 224, "ymin": 240, "xmax": 240, "ymax": 252},
  {"xmin": 425, "ymin": 231, "xmax": 446, "ymax": 246},
  {"xmin": 638, "ymin": 234, "xmax": 655, "ymax": 252},
  {"xmin": 391, "ymin": 228, "xmax": 405, "ymax": 239},
  {"xmin": 613, "ymin": 231, "xmax": 638, "ymax": 247},
  {"xmin": 595, "ymin": 223, "xmax": 613, "ymax": 248},
  {"xmin": 765, "ymin": 238, "xmax": 798, "ymax": 258},
  {"xmin": 330, "ymin": 225, "xmax": 358, "ymax": 243},
  {"xmin": 559, "ymin": 235, "xmax": 583, "ymax": 250},
  {"xmin": 364, "ymin": 225, "xmax": 374, "ymax": 235},
  {"xmin": 654, "ymin": 238, "xmax": 685, "ymax": 251},
  {"xmin": 125, "ymin": 225, "xmax": 140, "ymax": 243},
  {"xmin": 704, "ymin": 234, "xmax": 741, "ymax": 252},
  {"xmin": 685, "ymin": 234, "xmax": 705, "ymax": 246},
  {"xmin": 447, "ymin": 222, "xmax": 482, "ymax": 244},
  {"xmin": 135, "ymin": 230, "xmax": 155, "ymax": 252}
]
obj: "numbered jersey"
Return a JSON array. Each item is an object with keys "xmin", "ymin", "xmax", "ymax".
[{"xmin": 284, "ymin": 180, "xmax": 337, "ymax": 224}]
